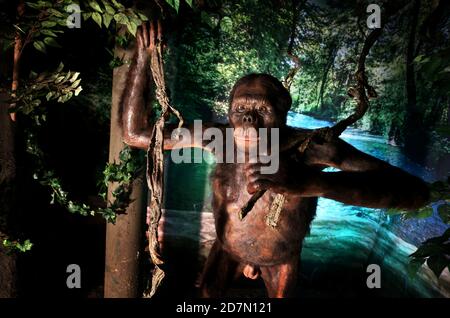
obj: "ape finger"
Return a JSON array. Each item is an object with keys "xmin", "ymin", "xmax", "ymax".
[
  {"xmin": 244, "ymin": 162, "xmax": 263, "ymax": 178},
  {"xmin": 141, "ymin": 22, "xmax": 149, "ymax": 48},
  {"xmin": 247, "ymin": 179, "xmax": 274, "ymax": 194}
]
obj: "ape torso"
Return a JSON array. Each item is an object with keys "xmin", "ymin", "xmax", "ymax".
[{"xmin": 211, "ymin": 161, "xmax": 318, "ymax": 266}]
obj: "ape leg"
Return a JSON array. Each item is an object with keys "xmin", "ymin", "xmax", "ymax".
[
  {"xmin": 260, "ymin": 257, "xmax": 299, "ymax": 298},
  {"xmin": 199, "ymin": 240, "xmax": 239, "ymax": 297}
]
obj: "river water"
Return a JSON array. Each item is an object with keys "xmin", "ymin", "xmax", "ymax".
[{"xmin": 162, "ymin": 112, "xmax": 450, "ymax": 297}]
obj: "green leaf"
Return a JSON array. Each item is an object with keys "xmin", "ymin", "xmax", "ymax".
[
  {"xmin": 26, "ymin": 2, "xmax": 41, "ymax": 9},
  {"xmin": 41, "ymin": 20, "xmax": 57, "ymax": 28},
  {"xmin": 137, "ymin": 12, "xmax": 148, "ymax": 21},
  {"xmin": 113, "ymin": 13, "xmax": 128, "ymax": 25},
  {"xmin": 126, "ymin": 21, "xmax": 138, "ymax": 36},
  {"xmin": 185, "ymin": 0, "xmax": 193, "ymax": 8},
  {"xmin": 71, "ymin": 79, "xmax": 81, "ymax": 88},
  {"xmin": 427, "ymin": 255, "xmax": 449, "ymax": 279},
  {"xmin": 102, "ymin": 0, "xmax": 115, "ymax": 14},
  {"xmin": 74, "ymin": 86, "xmax": 83, "ymax": 96},
  {"xmin": 41, "ymin": 29, "xmax": 58, "ymax": 37},
  {"xmin": 33, "ymin": 41, "xmax": 46, "ymax": 53},
  {"xmin": 92, "ymin": 12, "xmax": 102, "ymax": 27},
  {"xmin": 69, "ymin": 72, "xmax": 80, "ymax": 83},
  {"xmin": 46, "ymin": 92, "xmax": 54, "ymax": 101},
  {"xmin": 103, "ymin": 13, "xmax": 113, "ymax": 28},
  {"xmin": 56, "ymin": 62, "xmax": 64, "ymax": 72},
  {"xmin": 89, "ymin": 1, "xmax": 103, "ymax": 12},
  {"xmin": 47, "ymin": 8, "xmax": 64, "ymax": 18},
  {"xmin": 63, "ymin": 71, "xmax": 72, "ymax": 82},
  {"xmin": 166, "ymin": 0, "xmax": 180, "ymax": 12},
  {"xmin": 44, "ymin": 37, "xmax": 61, "ymax": 48},
  {"xmin": 220, "ymin": 16, "xmax": 233, "ymax": 32},
  {"xmin": 83, "ymin": 12, "xmax": 92, "ymax": 20},
  {"xmin": 55, "ymin": 75, "xmax": 65, "ymax": 84},
  {"xmin": 110, "ymin": 0, "xmax": 123, "ymax": 9}
]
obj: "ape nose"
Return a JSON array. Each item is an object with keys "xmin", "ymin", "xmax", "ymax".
[{"xmin": 243, "ymin": 114, "xmax": 255, "ymax": 124}]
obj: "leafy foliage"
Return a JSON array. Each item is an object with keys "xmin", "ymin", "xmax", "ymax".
[
  {"xmin": 82, "ymin": 0, "xmax": 148, "ymax": 35},
  {"xmin": 408, "ymin": 228, "xmax": 450, "ymax": 279},
  {"xmin": 1, "ymin": 0, "xmax": 149, "ymax": 252},
  {"xmin": 10, "ymin": 62, "xmax": 82, "ymax": 124},
  {"xmin": 388, "ymin": 180, "xmax": 450, "ymax": 279},
  {"xmin": 16, "ymin": 0, "xmax": 148, "ymax": 55},
  {"xmin": 1, "ymin": 237, "xmax": 33, "ymax": 253},
  {"xmin": 26, "ymin": 132, "xmax": 144, "ymax": 224}
]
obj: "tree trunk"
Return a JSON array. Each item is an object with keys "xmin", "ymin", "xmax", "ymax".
[
  {"xmin": 0, "ymin": 94, "xmax": 18, "ymax": 298},
  {"xmin": 0, "ymin": 0, "xmax": 25, "ymax": 297},
  {"xmin": 104, "ymin": 36, "xmax": 147, "ymax": 298},
  {"xmin": 404, "ymin": 0, "xmax": 426, "ymax": 161},
  {"xmin": 316, "ymin": 42, "xmax": 337, "ymax": 110}
]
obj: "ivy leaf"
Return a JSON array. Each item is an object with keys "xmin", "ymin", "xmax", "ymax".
[
  {"xmin": 89, "ymin": 1, "xmax": 103, "ymax": 13},
  {"xmin": 137, "ymin": 12, "xmax": 148, "ymax": 21},
  {"xmin": 110, "ymin": 0, "xmax": 123, "ymax": 10},
  {"xmin": 41, "ymin": 21, "xmax": 57, "ymax": 28},
  {"xmin": 33, "ymin": 41, "xmax": 46, "ymax": 53},
  {"xmin": 103, "ymin": 13, "xmax": 113, "ymax": 28},
  {"xmin": 47, "ymin": 8, "xmax": 64, "ymax": 18},
  {"xmin": 126, "ymin": 21, "xmax": 138, "ymax": 36},
  {"xmin": 83, "ymin": 12, "xmax": 92, "ymax": 20},
  {"xmin": 185, "ymin": 0, "xmax": 193, "ymax": 8},
  {"xmin": 41, "ymin": 29, "xmax": 58, "ymax": 37},
  {"xmin": 92, "ymin": 12, "xmax": 102, "ymax": 27},
  {"xmin": 103, "ymin": 0, "xmax": 115, "ymax": 14},
  {"xmin": 44, "ymin": 37, "xmax": 61, "ymax": 48},
  {"xmin": 113, "ymin": 13, "xmax": 128, "ymax": 25}
]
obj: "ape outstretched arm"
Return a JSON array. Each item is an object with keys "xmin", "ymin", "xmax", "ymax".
[
  {"xmin": 246, "ymin": 136, "xmax": 429, "ymax": 211},
  {"xmin": 121, "ymin": 28, "xmax": 151, "ymax": 150},
  {"xmin": 313, "ymin": 138, "xmax": 430, "ymax": 210},
  {"xmin": 122, "ymin": 25, "xmax": 221, "ymax": 151}
]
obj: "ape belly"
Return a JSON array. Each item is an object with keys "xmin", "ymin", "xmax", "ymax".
[{"xmin": 213, "ymin": 188, "xmax": 317, "ymax": 266}]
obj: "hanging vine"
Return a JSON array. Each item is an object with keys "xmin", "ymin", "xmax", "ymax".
[{"xmin": 143, "ymin": 19, "xmax": 184, "ymax": 298}]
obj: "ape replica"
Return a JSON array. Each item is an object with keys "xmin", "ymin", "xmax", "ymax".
[{"xmin": 122, "ymin": 25, "xmax": 429, "ymax": 298}]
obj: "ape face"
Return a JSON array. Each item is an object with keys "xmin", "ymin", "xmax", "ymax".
[{"xmin": 228, "ymin": 74, "xmax": 291, "ymax": 151}]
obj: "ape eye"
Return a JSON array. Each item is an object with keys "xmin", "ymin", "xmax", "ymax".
[
  {"xmin": 236, "ymin": 105, "xmax": 245, "ymax": 112},
  {"xmin": 257, "ymin": 105, "xmax": 268, "ymax": 113}
]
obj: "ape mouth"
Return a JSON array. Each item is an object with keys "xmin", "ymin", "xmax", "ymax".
[{"xmin": 233, "ymin": 128, "xmax": 260, "ymax": 143}]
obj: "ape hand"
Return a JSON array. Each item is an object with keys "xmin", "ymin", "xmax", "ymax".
[
  {"xmin": 136, "ymin": 23, "xmax": 154, "ymax": 62},
  {"xmin": 244, "ymin": 159, "xmax": 320, "ymax": 196}
]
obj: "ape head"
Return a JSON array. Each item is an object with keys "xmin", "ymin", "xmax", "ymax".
[{"xmin": 228, "ymin": 73, "xmax": 292, "ymax": 151}]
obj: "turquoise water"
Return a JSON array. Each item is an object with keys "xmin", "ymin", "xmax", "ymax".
[{"xmin": 162, "ymin": 112, "xmax": 449, "ymax": 297}]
